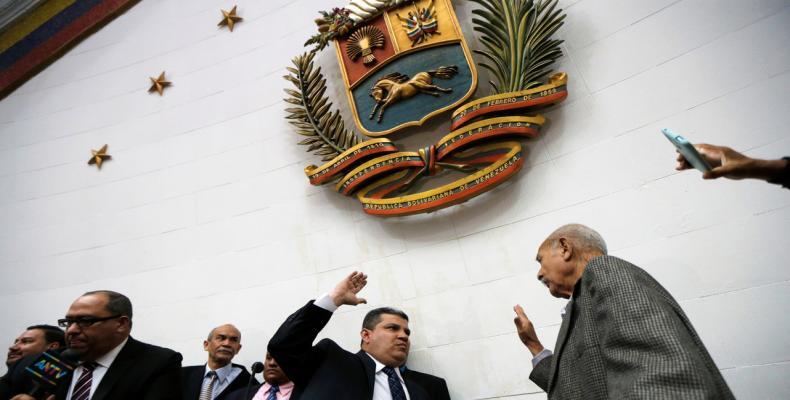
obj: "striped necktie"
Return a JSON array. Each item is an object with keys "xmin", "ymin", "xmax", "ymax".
[
  {"xmin": 71, "ymin": 362, "xmax": 97, "ymax": 400},
  {"xmin": 199, "ymin": 371, "xmax": 218, "ymax": 400},
  {"xmin": 266, "ymin": 384, "xmax": 279, "ymax": 400},
  {"xmin": 382, "ymin": 366, "xmax": 407, "ymax": 400}
]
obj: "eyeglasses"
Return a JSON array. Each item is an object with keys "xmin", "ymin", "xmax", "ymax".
[{"xmin": 57, "ymin": 315, "xmax": 122, "ymax": 329}]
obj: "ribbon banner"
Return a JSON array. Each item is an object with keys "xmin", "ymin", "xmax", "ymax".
[{"xmin": 303, "ymin": 73, "xmax": 568, "ymax": 217}]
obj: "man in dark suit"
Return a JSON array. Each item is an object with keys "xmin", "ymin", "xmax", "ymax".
[
  {"xmin": 4, "ymin": 290, "xmax": 182, "ymax": 400},
  {"xmin": 268, "ymin": 272, "xmax": 449, "ymax": 400},
  {"xmin": 181, "ymin": 324, "xmax": 254, "ymax": 400},
  {"xmin": 513, "ymin": 224, "xmax": 735, "ymax": 399}
]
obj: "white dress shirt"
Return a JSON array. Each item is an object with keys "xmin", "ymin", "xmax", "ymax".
[
  {"xmin": 314, "ymin": 294, "xmax": 411, "ymax": 400},
  {"xmin": 66, "ymin": 337, "xmax": 128, "ymax": 399}
]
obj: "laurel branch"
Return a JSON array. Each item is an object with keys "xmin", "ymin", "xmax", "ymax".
[{"xmin": 284, "ymin": 52, "xmax": 361, "ymax": 162}]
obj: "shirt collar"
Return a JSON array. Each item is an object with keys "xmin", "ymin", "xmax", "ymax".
[
  {"xmin": 365, "ymin": 352, "xmax": 404, "ymax": 382},
  {"xmin": 365, "ymin": 352, "xmax": 387, "ymax": 373},
  {"xmin": 204, "ymin": 362, "xmax": 235, "ymax": 382},
  {"xmin": 262, "ymin": 381, "xmax": 294, "ymax": 396},
  {"xmin": 560, "ymin": 300, "xmax": 570, "ymax": 318},
  {"xmin": 93, "ymin": 337, "xmax": 128, "ymax": 369}
]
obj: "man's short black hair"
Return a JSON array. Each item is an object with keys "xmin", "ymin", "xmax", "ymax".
[
  {"xmin": 83, "ymin": 290, "xmax": 133, "ymax": 320},
  {"xmin": 26, "ymin": 324, "xmax": 65, "ymax": 347},
  {"xmin": 362, "ymin": 307, "xmax": 409, "ymax": 330}
]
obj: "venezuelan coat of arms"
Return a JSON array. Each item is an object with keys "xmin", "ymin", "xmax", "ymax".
[{"xmin": 285, "ymin": 0, "xmax": 568, "ymax": 217}]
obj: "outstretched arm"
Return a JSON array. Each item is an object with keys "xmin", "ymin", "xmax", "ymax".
[
  {"xmin": 267, "ymin": 272, "xmax": 368, "ymax": 387},
  {"xmin": 676, "ymin": 143, "xmax": 789, "ymax": 186}
]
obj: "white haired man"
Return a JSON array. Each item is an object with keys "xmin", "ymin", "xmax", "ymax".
[{"xmin": 514, "ymin": 224, "xmax": 734, "ymax": 399}]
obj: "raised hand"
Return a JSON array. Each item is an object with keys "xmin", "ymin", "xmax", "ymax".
[
  {"xmin": 513, "ymin": 304, "xmax": 544, "ymax": 356},
  {"xmin": 329, "ymin": 271, "xmax": 368, "ymax": 307}
]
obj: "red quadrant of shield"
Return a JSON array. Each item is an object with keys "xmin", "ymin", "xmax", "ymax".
[{"xmin": 336, "ymin": 16, "xmax": 396, "ymax": 88}]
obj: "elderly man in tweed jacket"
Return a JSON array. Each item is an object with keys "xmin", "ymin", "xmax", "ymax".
[{"xmin": 513, "ymin": 224, "xmax": 734, "ymax": 399}]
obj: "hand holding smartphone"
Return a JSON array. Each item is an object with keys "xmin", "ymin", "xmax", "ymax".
[{"xmin": 661, "ymin": 128, "xmax": 712, "ymax": 172}]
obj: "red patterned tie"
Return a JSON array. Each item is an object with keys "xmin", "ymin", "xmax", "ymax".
[{"xmin": 71, "ymin": 362, "xmax": 97, "ymax": 400}]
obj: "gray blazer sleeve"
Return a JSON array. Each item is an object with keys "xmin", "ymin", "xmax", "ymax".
[
  {"xmin": 528, "ymin": 355, "xmax": 552, "ymax": 392},
  {"xmin": 584, "ymin": 262, "xmax": 732, "ymax": 399}
]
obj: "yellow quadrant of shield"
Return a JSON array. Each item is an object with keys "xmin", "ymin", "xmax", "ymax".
[{"xmin": 384, "ymin": 0, "xmax": 463, "ymax": 51}]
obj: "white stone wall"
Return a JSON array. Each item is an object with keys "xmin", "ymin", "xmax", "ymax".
[{"xmin": 1, "ymin": 0, "xmax": 789, "ymax": 398}]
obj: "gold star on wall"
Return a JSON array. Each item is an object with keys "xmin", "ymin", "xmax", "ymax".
[
  {"xmin": 148, "ymin": 71, "xmax": 171, "ymax": 96},
  {"xmin": 218, "ymin": 5, "xmax": 243, "ymax": 31},
  {"xmin": 88, "ymin": 144, "xmax": 112, "ymax": 169}
]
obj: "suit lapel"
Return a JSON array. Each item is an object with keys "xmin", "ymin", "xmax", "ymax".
[
  {"xmin": 356, "ymin": 350, "xmax": 376, "ymax": 399},
  {"xmin": 186, "ymin": 366, "xmax": 204, "ymax": 400},
  {"xmin": 92, "ymin": 337, "xmax": 139, "ymax": 400},
  {"xmin": 548, "ymin": 296, "xmax": 576, "ymax": 392},
  {"xmin": 215, "ymin": 367, "xmax": 244, "ymax": 399},
  {"xmin": 404, "ymin": 378, "xmax": 427, "ymax": 400},
  {"xmin": 56, "ymin": 374, "xmax": 70, "ymax": 400}
]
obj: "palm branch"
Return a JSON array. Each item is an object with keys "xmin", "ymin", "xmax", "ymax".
[
  {"xmin": 470, "ymin": 0, "xmax": 566, "ymax": 93},
  {"xmin": 284, "ymin": 52, "xmax": 361, "ymax": 162}
]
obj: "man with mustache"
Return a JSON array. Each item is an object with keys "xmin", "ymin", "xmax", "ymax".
[
  {"xmin": 4, "ymin": 325, "xmax": 65, "ymax": 368},
  {"xmin": 1, "ymin": 325, "xmax": 66, "ymax": 399},
  {"xmin": 182, "ymin": 324, "xmax": 255, "ymax": 400},
  {"xmin": 268, "ymin": 272, "xmax": 448, "ymax": 399},
  {"xmin": 513, "ymin": 224, "xmax": 734, "ymax": 399}
]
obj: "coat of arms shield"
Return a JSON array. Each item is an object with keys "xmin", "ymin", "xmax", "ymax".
[{"xmin": 333, "ymin": 0, "xmax": 477, "ymax": 137}]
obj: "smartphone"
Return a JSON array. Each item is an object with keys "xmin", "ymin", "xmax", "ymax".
[{"xmin": 661, "ymin": 128, "xmax": 712, "ymax": 172}]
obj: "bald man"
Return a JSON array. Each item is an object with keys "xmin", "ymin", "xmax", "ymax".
[
  {"xmin": 182, "ymin": 324, "xmax": 257, "ymax": 400},
  {"xmin": 513, "ymin": 224, "xmax": 734, "ymax": 399}
]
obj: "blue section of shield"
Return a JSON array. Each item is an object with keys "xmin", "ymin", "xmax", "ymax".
[{"xmin": 352, "ymin": 43, "xmax": 473, "ymax": 134}]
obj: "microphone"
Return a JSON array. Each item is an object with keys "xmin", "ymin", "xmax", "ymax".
[
  {"xmin": 24, "ymin": 349, "xmax": 79, "ymax": 398},
  {"xmin": 243, "ymin": 361, "xmax": 264, "ymax": 400}
]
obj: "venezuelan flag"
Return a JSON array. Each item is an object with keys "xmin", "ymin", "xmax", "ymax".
[{"xmin": 0, "ymin": 0, "xmax": 139, "ymax": 98}]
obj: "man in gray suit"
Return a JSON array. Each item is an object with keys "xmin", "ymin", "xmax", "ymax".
[{"xmin": 513, "ymin": 224, "xmax": 734, "ymax": 399}]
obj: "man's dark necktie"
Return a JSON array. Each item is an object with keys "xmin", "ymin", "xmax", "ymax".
[
  {"xmin": 266, "ymin": 384, "xmax": 279, "ymax": 400},
  {"xmin": 71, "ymin": 362, "xmax": 97, "ymax": 400},
  {"xmin": 382, "ymin": 366, "xmax": 407, "ymax": 400}
]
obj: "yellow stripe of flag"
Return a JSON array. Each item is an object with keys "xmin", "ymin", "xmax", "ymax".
[{"xmin": 0, "ymin": 0, "xmax": 78, "ymax": 54}]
